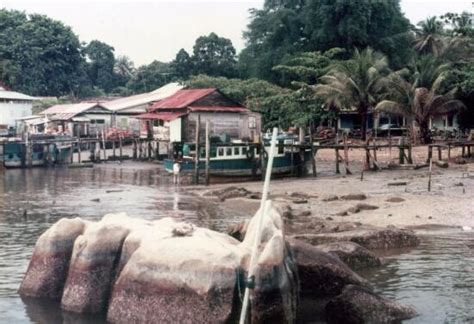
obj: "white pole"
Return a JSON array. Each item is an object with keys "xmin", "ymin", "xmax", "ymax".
[{"xmin": 239, "ymin": 127, "xmax": 278, "ymax": 324}]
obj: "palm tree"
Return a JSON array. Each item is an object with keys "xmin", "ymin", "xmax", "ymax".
[
  {"xmin": 114, "ymin": 55, "xmax": 135, "ymax": 77},
  {"xmin": 375, "ymin": 58, "xmax": 465, "ymax": 144},
  {"xmin": 313, "ymin": 48, "xmax": 389, "ymax": 139},
  {"xmin": 414, "ymin": 17, "xmax": 445, "ymax": 57}
]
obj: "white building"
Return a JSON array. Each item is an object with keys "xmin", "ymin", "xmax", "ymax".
[{"xmin": 0, "ymin": 87, "xmax": 36, "ymax": 128}]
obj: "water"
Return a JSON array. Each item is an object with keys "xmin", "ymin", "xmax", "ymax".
[
  {"xmin": 0, "ymin": 166, "xmax": 472, "ymax": 323},
  {"xmin": 360, "ymin": 231, "xmax": 474, "ymax": 323}
]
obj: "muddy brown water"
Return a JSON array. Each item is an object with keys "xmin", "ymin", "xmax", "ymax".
[{"xmin": 0, "ymin": 166, "xmax": 472, "ymax": 323}]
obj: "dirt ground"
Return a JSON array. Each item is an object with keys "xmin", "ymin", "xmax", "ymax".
[{"xmin": 200, "ymin": 145, "xmax": 474, "ymax": 229}]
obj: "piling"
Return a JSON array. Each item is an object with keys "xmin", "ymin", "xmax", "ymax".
[
  {"xmin": 77, "ymin": 139, "xmax": 82, "ymax": 163},
  {"xmin": 119, "ymin": 135, "xmax": 123, "ymax": 162},
  {"xmin": 205, "ymin": 121, "xmax": 210, "ymax": 186},
  {"xmin": 309, "ymin": 126, "xmax": 316, "ymax": 177},
  {"xmin": 112, "ymin": 140, "xmax": 116, "ymax": 161},
  {"xmin": 428, "ymin": 158, "xmax": 432, "ymax": 192},
  {"xmin": 335, "ymin": 148, "xmax": 340, "ymax": 174},
  {"xmin": 133, "ymin": 140, "xmax": 137, "ymax": 160},
  {"xmin": 343, "ymin": 134, "xmax": 351, "ymax": 175},
  {"xmin": 194, "ymin": 115, "xmax": 200, "ymax": 185}
]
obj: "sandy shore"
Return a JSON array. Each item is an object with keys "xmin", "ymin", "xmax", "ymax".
[{"xmin": 194, "ymin": 146, "xmax": 474, "ymax": 229}]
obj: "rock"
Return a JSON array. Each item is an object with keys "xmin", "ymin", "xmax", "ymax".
[
  {"xmin": 292, "ymin": 198, "xmax": 308, "ymax": 204},
  {"xmin": 325, "ymin": 285, "xmax": 417, "ymax": 323},
  {"xmin": 91, "ymin": 198, "xmax": 100, "ymax": 203},
  {"xmin": 288, "ymin": 239, "xmax": 368, "ymax": 298},
  {"xmin": 387, "ymin": 181, "xmax": 407, "ymax": 186},
  {"xmin": 292, "ymin": 227, "xmax": 420, "ymax": 250},
  {"xmin": 454, "ymin": 182, "xmax": 464, "ymax": 187},
  {"xmin": 435, "ymin": 160, "xmax": 449, "ymax": 168},
  {"xmin": 19, "ymin": 218, "xmax": 87, "ymax": 299},
  {"xmin": 107, "ymin": 201, "xmax": 298, "ymax": 323},
  {"xmin": 326, "ymin": 217, "xmax": 334, "ymax": 221},
  {"xmin": 22, "ymin": 203, "xmax": 299, "ymax": 322},
  {"xmin": 346, "ymin": 207, "xmax": 361, "ymax": 214},
  {"xmin": 355, "ymin": 203, "xmax": 379, "ymax": 211},
  {"xmin": 316, "ymin": 242, "xmax": 381, "ymax": 270},
  {"xmin": 226, "ymin": 219, "xmax": 249, "ymax": 241},
  {"xmin": 203, "ymin": 186, "xmax": 249, "ymax": 201},
  {"xmin": 340, "ymin": 194, "xmax": 367, "ymax": 201},
  {"xmin": 322, "ymin": 195, "xmax": 339, "ymax": 202},
  {"xmin": 336, "ymin": 211, "xmax": 349, "ymax": 217},
  {"xmin": 454, "ymin": 157, "xmax": 467, "ymax": 165},
  {"xmin": 290, "ymin": 192, "xmax": 309, "ymax": 199},
  {"xmin": 248, "ymin": 192, "xmax": 262, "ymax": 200},
  {"xmin": 293, "ymin": 209, "xmax": 312, "ymax": 217},
  {"xmin": 385, "ymin": 197, "xmax": 405, "ymax": 203},
  {"xmin": 61, "ymin": 214, "xmax": 140, "ymax": 313}
]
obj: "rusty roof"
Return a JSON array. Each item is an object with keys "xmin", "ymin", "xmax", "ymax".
[
  {"xmin": 149, "ymin": 88, "xmax": 217, "ymax": 110},
  {"xmin": 188, "ymin": 106, "xmax": 248, "ymax": 113}
]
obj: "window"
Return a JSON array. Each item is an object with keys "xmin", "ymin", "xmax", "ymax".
[
  {"xmin": 218, "ymin": 148, "xmax": 224, "ymax": 156},
  {"xmin": 249, "ymin": 116, "xmax": 256, "ymax": 129},
  {"xmin": 242, "ymin": 147, "xmax": 248, "ymax": 155},
  {"xmin": 234, "ymin": 147, "xmax": 240, "ymax": 155},
  {"xmin": 226, "ymin": 147, "xmax": 232, "ymax": 156},
  {"xmin": 91, "ymin": 119, "xmax": 105, "ymax": 124},
  {"xmin": 210, "ymin": 148, "xmax": 217, "ymax": 158}
]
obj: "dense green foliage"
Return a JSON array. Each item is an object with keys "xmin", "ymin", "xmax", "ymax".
[{"xmin": 0, "ymin": 5, "xmax": 472, "ymax": 136}]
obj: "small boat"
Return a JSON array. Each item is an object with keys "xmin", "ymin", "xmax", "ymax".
[{"xmin": 164, "ymin": 142, "xmax": 312, "ymax": 176}]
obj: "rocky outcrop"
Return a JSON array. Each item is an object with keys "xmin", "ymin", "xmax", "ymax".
[
  {"xmin": 20, "ymin": 202, "xmax": 298, "ymax": 323},
  {"xmin": 288, "ymin": 239, "xmax": 367, "ymax": 298},
  {"xmin": 316, "ymin": 242, "xmax": 381, "ymax": 271},
  {"xmin": 292, "ymin": 227, "xmax": 420, "ymax": 250},
  {"xmin": 325, "ymin": 285, "xmax": 417, "ymax": 323},
  {"xmin": 19, "ymin": 218, "xmax": 87, "ymax": 299}
]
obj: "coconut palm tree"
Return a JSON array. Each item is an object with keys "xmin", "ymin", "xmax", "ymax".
[
  {"xmin": 414, "ymin": 17, "xmax": 445, "ymax": 57},
  {"xmin": 313, "ymin": 48, "xmax": 389, "ymax": 139},
  {"xmin": 375, "ymin": 58, "xmax": 465, "ymax": 144}
]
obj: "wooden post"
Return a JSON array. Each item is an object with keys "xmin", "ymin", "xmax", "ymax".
[
  {"xmin": 343, "ymin": 135, "xmax": 351, "ymax": 175},
  {"xmin": 399, "ymin": 146, "xmax": 405, "ymax": 164},
  {"xmin": 112, "ymin": 140, "xmax": 116, "ymax": 161},
  {"xmin": 335, "ymin": 148, "xmax": 340, "ymax": 174},
  {"xmin": 194, "ymin": 115, "xmax": 200, "ymax": 185},
  {"xmin": 290, "ymin": 143, "xmax": 294, "ymax": 176},
  {"xmin": 70, "ymin": 142, "xmax": 74, "ymax": 163},
  {"xmin": 365, "ymin": 140, "xmax": 371, "ymax": 170},
  {"xmin": 133, "ymin": 140, "xmax": 137, "ymax": 160},
  {"xmin": 101, "ymin": 130, "xmax": 107, "ymax": 161},
  {"xmin": 119, "ymin": 135, "xmax": 123, "ymax": 161},
  {"xmin": 407, "ymin": 143, "xmax": 413, "ymax": 164},
  {"xmin": 428, "ymin": 158, "xmax": 432, "ymax": 192},
  {"xmin": 372, "ymin": 138, "xmax": 377, "ymax": 163},
  {"xmin": 205, "ymin": 121, "xmax": 210, "ymax": 186},
  {"xmin": 438, "ymin": 146, "xmax": 442, "ymax": 160},
  {"xmin": 148, "ymin": 140, "xmax": 153, "ymax": 159},
  {"xmin": 462, "ymin": 145, "xmax": 466, "ymax": 158},
  {"xmin": 309, "ymin": 126, "xmax": 316, "ymax": 177},
  {"xmin": 447, "ymin": 144, "xmax": 451, "ymax": 160},
  {"xmin": 77, "ymin": 139, "xmax": 82, "ymax": 163},
  {"xmin": 260, "ymin": 141, "xmax": 266, "ymax": 180},
  {"xmin": 155, "ymin": 140, "xmax": 160, "ymax": 160},
  {"xmin": 427, "ymin": 146, "xmax": 433, "ymax": 163}
]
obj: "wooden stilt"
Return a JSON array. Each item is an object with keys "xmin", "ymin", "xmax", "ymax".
[
  {"xmin": 112, "ymin": 140, "xmax": 116, "ymax": 160},
  {"xmin": 428, "ymin": 158, "xmax": 432, "ymax": 192},
  {"xmin": 309, "ymin": 126, "xmax": 316, "ymax": 177},
  {"xmin": 205, "ymin": 121, "xmax": 210, "ymax": 186},
  {"xmin": 78, "ymin": 139, "xmax": 82, "ymax": 163},
  {"xmin": 119, "ymin": 135, "xmax": 123, "ymax": 161},
  {"xmin": 194, "ymin": 115, "xmax": 201, "ymax": 185},
  {"xmin": 335, "ymin": 148, "xmax": 340, "ymax": 174},
  {"xmin": 438, "ymin": 146, "xmax": 442, "ymax": 160},
  {"xmin": 133, "ymin": 140, "xmax": 137, "ymax": 160}
]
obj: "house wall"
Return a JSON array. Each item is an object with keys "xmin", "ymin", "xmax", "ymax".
[
  {"xmin": 0, "ymin": 100, "xmax": 33, "ymax": 127},
  {"xmin": 185, "ymin": 112, "xmax": 261, "ymax": 143},
  {"xmin": 430, "ymin": 114, "xmax": 459, "ymax": 130}
]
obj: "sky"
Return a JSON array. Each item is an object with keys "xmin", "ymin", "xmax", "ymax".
[{"xmin": 2, "ymin": 0, "xmax": 473, "ymax": 66}]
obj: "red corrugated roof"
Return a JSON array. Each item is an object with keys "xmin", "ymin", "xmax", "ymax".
[
  {"xmin": 149, "ymin": 88, "xmax": 216, "ymax": 110},
  {"xmin": 135, "ymin": 112, "xmax": 187, "ymax": 121},
  {"xmin": 188, "ymin": 106, "xmax": 248, "ymax": 113}
]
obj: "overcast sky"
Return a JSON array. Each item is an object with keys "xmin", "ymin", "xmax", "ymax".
[{"xmin": 2, "ymin": 0, "xmax": 473, "ymax": 66}]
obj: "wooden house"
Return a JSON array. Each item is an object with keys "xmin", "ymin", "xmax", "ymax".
[
  {"xmin": 40, "ymin": 103, "xmax": 111, "ymax": 137},
  {"xmin": 0, "ymin": 86, "xmax": 36, "ymax": 129},
  {"xmin": 137, "ymin": 88, "xmax": 261, "ymax": 143}
]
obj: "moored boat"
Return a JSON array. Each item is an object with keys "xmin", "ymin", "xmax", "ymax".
[{"xmin": 164, "ymin": 142, "xmax": 312, "ymax": 176}]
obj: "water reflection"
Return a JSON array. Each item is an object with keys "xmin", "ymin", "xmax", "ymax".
[{"xmin": 0, "ymin": 166, "xmax": 248, "ymax": 323}]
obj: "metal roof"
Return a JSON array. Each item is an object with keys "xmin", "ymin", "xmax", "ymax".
[
  {"xmin": 188, "ymin": 106, "xmax": 249, "ymax": 113},
  {"xmin": 101, "ymin": 83, "xmax": 184, "ymax": 112},
  {"xmin": 135, "ymin": 112, "xmax": 187, "ymax": 121},
  {"xmin": 40, "ymin": 102, "xmax": 108, "ymax": 121},
  {"xmin": 150, "ymin": 88, "xmax": 216, "ymax": 110},
  {"xmin": 0, "ymin": 89, "xmax": 36, "ymax": 101}
]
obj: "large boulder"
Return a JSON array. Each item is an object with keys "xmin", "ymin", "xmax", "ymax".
[
  {"xmin": 60, "ymin": 213, "xmax": 144, "ymax": 313},
  {"xmin": 287, "ymin": 239, "xmax": 367, "ymax": 298},
  {"xmin": 325, "ymin": 285, "xmax": 417, "ymax": 323},
  {"xmin": 19, "ymin": 218, "xmax": 87, "ymax": 299},
  {"xmin": 316, "ymin": 242, "xmax": 381, "ymax": 271},
  {"xmin": 292, "ymin": 228, "xmax": 420, "ymax": 250}
]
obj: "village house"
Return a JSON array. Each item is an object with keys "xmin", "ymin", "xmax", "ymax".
[
  {"xmin": 100, "ymin": 83, "xmax": 184, "ymax": 135},
  {"xmin": 137, "ymin": 88, "xmax": 261, "ymax": 143},
  {"xmin": 0, "ymin": 86, "xmax": 36, "ymax": 134},
  {"xmin": 39, "ymin": 102, "xmax": 111, "ymax": 137}
]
